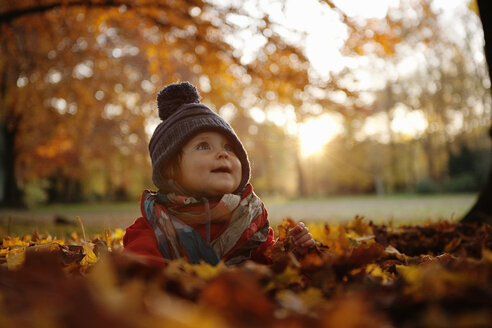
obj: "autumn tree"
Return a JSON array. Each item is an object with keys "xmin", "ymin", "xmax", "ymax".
[
  {"xmin": 318, "ymin": 0, "xmax": 491, "ymax": 198},
  {"xmin": 1, "ymin": 0, "xmax": 338, "ymax": 206}
]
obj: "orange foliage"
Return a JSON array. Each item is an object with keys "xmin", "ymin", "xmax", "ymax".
[
  {"xmin": 0, "ymin": 0, "xmax": 323, "ymax": 201},
  {"xmin": 1, "ymin": 218, "xmax": 491, "ymax": 326}
]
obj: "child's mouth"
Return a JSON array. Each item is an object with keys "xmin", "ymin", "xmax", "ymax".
[{"xmin": 211, "ymin": 166, "xmax": 231, "ymax": 173}]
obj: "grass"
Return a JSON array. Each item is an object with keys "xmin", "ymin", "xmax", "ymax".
[
  {"xmin": 271, "ymin": 191, "xmax": 477, "ymax": 202},
  {"xmin": 0, "ymin": 201, "xmax": 139, "ymax": 239},
  {"xmin": 263, "ymin": 192, "xmax": 478, "ymax": 225},
  {"xmin": 0, "ymin": 193, "xmax": 479, "ymax": 239},
  {"xmin": 6, "ymin": 201, "xmax": 138, "ymax": 212},
  {"xmin": 0, "ymin": 216, "xmax": 110, "ymax": 240}
]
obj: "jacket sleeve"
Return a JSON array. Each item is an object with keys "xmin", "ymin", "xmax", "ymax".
[
  {"xmin": 123, "ymin": 217, "xmax": 166, "ymax": 268},
  {"xmin": 250, "ymin": 226, "xmax": 276, "ymax": 264}
]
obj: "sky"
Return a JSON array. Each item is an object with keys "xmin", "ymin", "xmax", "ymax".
[
  {"xmin": 270, "ymin": 0, "xmax": 468, "ymax": 76},
  {"xmin": 279, "ymin": 0, "xmax": 398, "ymax": 76},
  {"xmin": 238, "ymin": 0, "xmax": 472, "ymax": 157},
  {"xmin": 229, "ymin": 0, "xmax": 403, "ymax": 77}
]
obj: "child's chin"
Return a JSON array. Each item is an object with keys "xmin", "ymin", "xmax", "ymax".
[{"xmin": 206, "ymin": 185, "xmax": 237, "ymax": 197}]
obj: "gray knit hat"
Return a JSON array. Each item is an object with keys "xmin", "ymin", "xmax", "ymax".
[{"xmin": 149, "ymin": 82, "xmax": 250, "ymax": 195}]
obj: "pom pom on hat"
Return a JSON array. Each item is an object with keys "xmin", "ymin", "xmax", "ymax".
[{"xmin": 157, "ymin": 82, "xmax": 200, "ymax": 121}]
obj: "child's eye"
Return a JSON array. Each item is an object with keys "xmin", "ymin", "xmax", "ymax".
[
  {"xmin": 197, "ymin": 142, "xmax": 210, "ymax": 150},
  {"xmin": 224, "ymin": 144, "xmax": 234, "ymax": 151}
]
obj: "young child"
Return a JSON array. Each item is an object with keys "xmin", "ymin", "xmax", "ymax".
[{"xmin": 123, "ymin": 82, "xmax": 314, "ymax": 267}]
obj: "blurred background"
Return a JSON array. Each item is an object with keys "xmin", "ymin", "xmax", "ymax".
[{"xmin": 0, "ymin": 0, "xmax": 490, "ymax": 230}]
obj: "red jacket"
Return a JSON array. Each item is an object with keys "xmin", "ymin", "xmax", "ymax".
[{"xmin": 124, "ymin": 209, "xmax": 275, "ymax": 268}]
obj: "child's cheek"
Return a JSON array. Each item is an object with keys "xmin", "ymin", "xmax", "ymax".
[{"xmin": 196, "ymin": 160, "xmax": 210, "ymax": 173}]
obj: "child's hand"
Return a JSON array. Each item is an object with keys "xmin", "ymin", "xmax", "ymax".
[{"xmin": 289, "ymin": 222, "xmax": 315, "ymax": 248}]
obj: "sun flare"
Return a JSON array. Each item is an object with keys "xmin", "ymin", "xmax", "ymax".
[{"xmin": 298, "ymin": 114, "xmax": 344, "ymax": 157}]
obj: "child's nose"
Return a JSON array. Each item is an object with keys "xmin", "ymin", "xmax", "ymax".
[{"xmin": 216, "ymin": 149, "xmax": 229, "ymax": 159}]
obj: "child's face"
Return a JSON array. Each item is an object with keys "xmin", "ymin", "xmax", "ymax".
[{"xmin": 175, "ymin": 131, "xmax": 242, "ymax": 197}]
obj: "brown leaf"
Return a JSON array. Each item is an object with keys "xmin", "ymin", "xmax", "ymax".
[{"xmin": 200, "ymin": 271, "xmax": 275, "ymax": 325}]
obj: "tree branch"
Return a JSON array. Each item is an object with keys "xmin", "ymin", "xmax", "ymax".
[{"xmin": 0, "ymin": 1, "xmax": 175, "ymax": 24}]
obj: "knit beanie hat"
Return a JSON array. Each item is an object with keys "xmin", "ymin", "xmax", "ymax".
[{"xmin": 149, "ymin": 82, "xmax": 250, "ymax": 195}]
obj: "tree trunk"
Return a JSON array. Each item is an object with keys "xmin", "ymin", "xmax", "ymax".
[
  {"xmin": 0, "ymin": 121, "xmax": 23, "ymax": 207},
  {"xmin": 295, "ymin": 149, "xmax": 307, "ymax": 197},
  {"xmin": 422, "ymin": 135, "xmax": 438, "ymax": 182},
  {"xmin": 0, "ymin": 64, "xmax": 23, "ymax": 207},
  {"xmin": 0, "ymin": 122, "xmax": 5, "ymax": 203},
  {"xmin": 462, "ymin": 0, "xmax": 492, "ymax": 224},
  {"xmin": 383, "ymin": 84, "xmax": 399, "ymax": 192}
]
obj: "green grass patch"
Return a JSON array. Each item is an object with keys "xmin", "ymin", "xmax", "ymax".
[
  {"xmin": 0, "ymin": 217, "xmax": 109, "ymax": 240},
  {"xmin": 18, "ymin": 201, "xmax": 137, "ymax": 212},
  {"xmin": 280, "ymin": 192, "xmax": 479, "ymax": 203}
]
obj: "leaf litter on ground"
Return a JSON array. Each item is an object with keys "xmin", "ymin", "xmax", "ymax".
[{"xmin": 0, "ymin": 216, "xmax": 491, "ymax": 327}]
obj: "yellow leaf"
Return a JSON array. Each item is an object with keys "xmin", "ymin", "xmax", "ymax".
[
  {"xmin": 265, "ymin": 266, "xmax": 304, "ymax": 291},
  {"xmin": 396, "ymin": 265, "xmax": 420, "ymax": 284},
  {"xmin": 307, "ymin": 223, "xmax": 351, "ymax": 254},
  {"xmin": 112, "ymin": 228, "xmax": 125, "ymax": 242},
  {"xmin": 6, "ymin": 247, "xmax": 26, "ymax": 270},
  {"xmin": 80, "ymin": 243, "xmax": 99, "ymax": 266},
  {"xmin": 298, "ymin": 287, "xmax": 325, "ymax": 308},
  {"xmin": 278, "ymin": 218, "xmax": 296, "ymax": 241},
  {"xmin": 365, "ymin": 263, "xmax": 394, "ymax": 284},
  {"xmin": 347, "ymin": 216, "xmax": 373, "ymax": 237},
  {"xmin": 307, "ymin": 223, "xmax": 331, "ymax": 245},
  {"xmin": 2, "ymin": 237, "xmax": 29, "ymax": 248},
  {"xmin": 103, "ymin": 228, "xmax": 112, "ymax": 248},
  {"xmin": 53, "ymin": 239, "xmax": 65, "ymax": 246},
  {"xmin": 168, "ymin": 259, "xmax": 227, "ymax": 280},
  {"xmin": 70, "ymin": 231, "xmax": 80, "ymax": 242},
  {"xmin": 397, "ymin": 263, "xmax": 469, "ymax": 300}
]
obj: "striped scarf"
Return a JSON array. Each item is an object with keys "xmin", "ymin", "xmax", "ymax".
[{"xmin": 142, "ymin": 184, "xmax": 270, "ymax": 266}]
